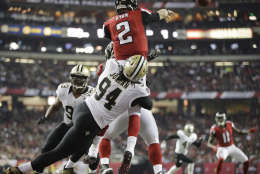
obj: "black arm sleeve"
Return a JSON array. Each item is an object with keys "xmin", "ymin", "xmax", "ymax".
[
  {"xmin": 165, "ymin": 134, "xmax": 179, "ymax": 140},
  {"xmin": 142, "ymin": 11, "xmax": 160, "ymax": 26},
  {"xmin": 192, "ymin": 139, "xmax": 203, "ymax": 148},
  {"xmin": 131, "ymin": 96, "xmax": 153, "ymax": 110},
  {"xmin": 104, "ymin": 26, "xmax": 111, "ymax": 40}
]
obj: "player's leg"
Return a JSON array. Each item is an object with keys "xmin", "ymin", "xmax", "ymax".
[
  {"xmin": 139, "ymin": 109, "xmax": 162, "ymax": 174},
  {"xmin": 187, "ymin": 163, "xmax": 195, "ymax": 174},
  {"xmin": 8, "ymin": 102, "xmax": 101, "ymax": 174},
  {"xmin": 216, "ymin": 147, "xmax": 229, "ymax": 174},
  {"xmin": 99, "ymin": 113, "xmax": 128, "ymax": 174},
  {"xmin": 166, "ymin": 154, "xmax": 183, "ymax": 174},
  {"xmin": 229, "ymin": 145, "xmax": 249, "ymax": 174},
  {"xmin": 41, "ymin": 122, "xmax": 71, "ymax": 153}
]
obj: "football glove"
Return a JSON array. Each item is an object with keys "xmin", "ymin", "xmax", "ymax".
[
  {"xmin": 147, "ymin": 49, "xmax": 160, "ymax": 62},
  {"xmin": 97, "ymin": 63, "xmax": 104, "ymax": 76},
  {"xmin": 38, "ymin": 116, "xmax": 48, "ymax": 125}
]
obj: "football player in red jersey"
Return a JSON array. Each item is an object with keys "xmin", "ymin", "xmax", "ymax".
[
  {"xmin": 103, "ymin": 0, "xmax": 176, "ymax": 61},
  {"xmin": 207, "ymin": 112, "xmax": 257, "ymax": 174}
]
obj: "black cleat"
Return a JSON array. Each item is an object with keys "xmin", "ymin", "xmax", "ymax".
[{"xmin": 118, "ymin": 151, "xmax": 132, "ymax": 174}]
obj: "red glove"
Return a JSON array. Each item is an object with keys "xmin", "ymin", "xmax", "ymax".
[
  {"xmin": 248, "ymin": 127, "xmax": 257, "ymax": 133},
  {"xmin": 212, "ymin": 146, "xmax": 218, "ymax": 153},
  {"xmin": 97, "ymin": 63, "xmax": 103, "ymax": 76}
]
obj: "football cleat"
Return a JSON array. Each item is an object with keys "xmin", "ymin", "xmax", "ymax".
[
  {"xmin": 118, "ymin": 151, "xmax": 132, "ymax": 174},
  {"xmin": 83, "ymin": 155, "xmax": 100, "ymax": 171},
  {"xmin": 98, "ymin": 164, "xmax": 113, "ymax": 174},
  {"xmin": 61, "ymin": 168, "xmax": 75, "ymax": 174},
  {"xmin": 156, "ymin": 172, "xmax": 165, "ymax": 174},
  {"xmin": 5, "ymin": 167, "xmax": 23, "ymax": 174}
]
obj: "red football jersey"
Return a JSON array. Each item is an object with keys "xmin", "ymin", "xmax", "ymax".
[
  {"xmin": 210, "ymin": 121, "xmax": 234, "ymax": 147},
  {"xmin": 104, "ymin": 8, "xmax": 150, "ymax": 60}
]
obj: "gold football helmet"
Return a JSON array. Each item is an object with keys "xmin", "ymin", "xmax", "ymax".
[
  {"xmin": 123, "ymin": 55, "xmax": 148, "ymax": 82},
  {"xmin": 70, "ymin": 64, "xmax": 90, "ymax": 93},
  {"xmin": 184, "ymin": 123, "xmax": 194, "ymax": 135},
  {"xmin": 215, "ymin": 112, "xmax": 226, "ymax": 127}
]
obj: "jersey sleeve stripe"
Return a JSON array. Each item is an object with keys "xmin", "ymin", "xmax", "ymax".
[{"xmin": 141, "ymin": 8, "xmax": 152, "ymax": 15}]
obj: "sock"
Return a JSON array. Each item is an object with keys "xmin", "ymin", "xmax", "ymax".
[
  {"xmin": 18, "ymin": 162, "xmax": 33, "ymax": 173},
  {"xmin": 148, "ymin": 143, "xmax": 162, "ymax": 174},
  {"xmin": 216, "ymin": 158, "xmax": 223, "ymax": 174},
  {"xmin": 187, "ymin": 163, "xmax": 195, "ymax": 174},
  {"xmin": 99, "ymin": 138, "xmax": 111, "ymax": 159},
  {"xmin": 100, "ymin": 158, "xmax": 109, "ymax": 165},
  {"xmin": 243, "ymin": 161, "xmax": 249, "ymax": 174},
  {"xmin": 128, "ymin": 115, "xmax": 140, "ymax": 137},
  {"xmin": 166, "ymin": 165, "xmax": 179, "ymax": 174},
  {"xmin": 65, "ymin": 159, "xmax": 75, "ymax": 168},
  {"xmin": 125, "ymin": 136, "xmax": 137, "ymax": 156}
]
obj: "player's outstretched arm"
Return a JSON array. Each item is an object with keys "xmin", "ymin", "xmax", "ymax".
[
  {"xmin": 38, "ymin": 97, "xmax": 62, "ymax": 124},
  {"xmin": 207, "ymin": 134, "xmax": 217, "ymax": 152},
  {"xmin": 233, "ymin": 123, "xmax": 257, "ymax": 134},
  {"xmin": 165, "ymin": 134, "xmax": 179, "ymax": 141}
]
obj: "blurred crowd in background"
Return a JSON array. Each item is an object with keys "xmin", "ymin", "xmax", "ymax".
[
  {"xmin": 0, "ymin": 106, "xmax": 259, "ymax": 165},
  {"xmin": 1, "ymin": 60, "xmax": 260, "ymax": 92}
]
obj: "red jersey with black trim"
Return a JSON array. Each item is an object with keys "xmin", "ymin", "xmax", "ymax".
[
  {"xmin": 210, "ymin": 121, "xmax": 234, "ymax": 147},
  {"xmin": 104, "ymin": 8, "xmax": 150, "ymax": 60}
]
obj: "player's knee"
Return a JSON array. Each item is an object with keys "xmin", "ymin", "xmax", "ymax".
[{"xmin": 146, "ymin": 137, "xmax": 159, "ymax": 145}]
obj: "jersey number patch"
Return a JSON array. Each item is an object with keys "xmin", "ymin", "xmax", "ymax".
[
  {"xmin": 95, "ymin": 77, "xmax": 122, "ymax": 110},
  {"xmin": 222, "ymin": 131, "xmax": 230, "ymax": 144},
  {"xmin": 65, "ymin": 106, "xmax": 73, "ymax": 120},
  {"xmin": 116, "ymin": 21, "xmax": 133, "ymax": 45}
]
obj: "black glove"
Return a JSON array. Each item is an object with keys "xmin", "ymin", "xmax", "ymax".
[
  {"xmin": 147, "ymin": 49, "xmax": 160, "ymax": 61},
  {"xmin": 38, "ymin": 116, "xmax": 47, "ymax": 125}
]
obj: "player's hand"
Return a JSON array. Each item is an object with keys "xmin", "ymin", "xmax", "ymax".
[
  {"xmin": 97, "ymin": 64, "xmax": 104, "ymax": 76},
  {"xmin": 165, "ymin": 10, "xmax": 178, "ymax": 23},
  {"xmin": 248, "ymin": 127, "xmax": 257, "ymax": 133},
  {"xmin": 148, "ymin": 49, "xmax": 160, "ymax": 61},
  {"xmin": 38, "ymin": 116, "xmax": 47, "ymax": 125}
]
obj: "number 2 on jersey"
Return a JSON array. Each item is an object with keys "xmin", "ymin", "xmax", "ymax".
[
  {"xmin": 116, "ymin": 21, "xmax": 133, "ymax": 45},
  {"xmin": 95, "ymin": 77, "xmax": 122, "ymax": 110}
]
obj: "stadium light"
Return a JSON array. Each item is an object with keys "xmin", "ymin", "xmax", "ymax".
[
  {"xmin": 231, "ymin": 43, "xmax": 239, "ymax": 50},
  {"xmin": 252, "ymin": 44, "xmax": 257, "ymax": 49},
  {"xmin": 67, "ymin": 28, "xmax": 89, "ymax": 38},
  {"xmin": 41, "ymin": 46, "xmax": 47, "ymax": 52},
  {"xmin": 56, "ymin": 47, "xmax": 63, "ymax": 53},
  {"xmin": 97, "ymin": 28, "xmax": 105, "ymax": 38},
  {"xmin": 210, "ymin": 43, "xmax": 217, "ymax": 50},
  {"xmin": 172, "ymin": 31, "xmax": 178, "ymax": 38},
  {"xmin": 48, "ymin": 96, "xmax": 56, "ymax": 105},
  {"xmin": 9, "ymin": 42, "xmax": 19, "ymax": 50},
  {"xmin": 160, "ymin": 29, "xmax": 169, "ymax": 39},
  {"xmin": 146, "ymin": 29, "xmax": 154, "ymax": 36},
  {"xmin": 191, "ymin": 44, "xmax": 197, "ymax": 50}
]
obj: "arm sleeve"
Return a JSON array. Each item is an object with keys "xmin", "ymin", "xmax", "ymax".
[
  {"xmin": 192, "ymin": 138, "xmax": 202, "ymax": 148},
  {"xmin": 165, "ymin": 134, "xmax": 180, "ymax": 140},
  {"xmin": 141, "ymin": 10, "xmax": 160, "ymax": 26},
  {"xmin": 131, "ymin": 96, "xmax": 153, "ymax": 110},
  {"xmin": 103, "ymin": 24, "xmax": 111, "ymax": 40}
]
